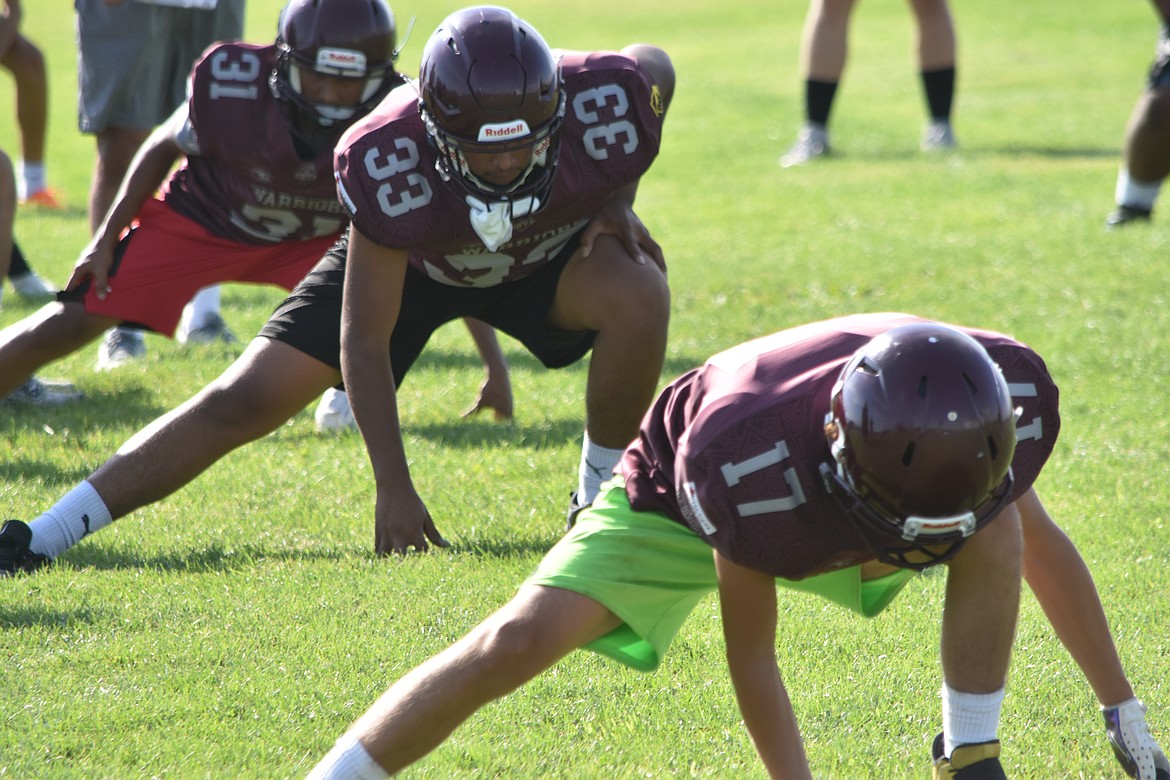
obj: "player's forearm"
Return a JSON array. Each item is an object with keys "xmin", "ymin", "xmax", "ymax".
[
  {"xmin": 93, "ymin": 136, "xmax": 182, "ymax": 246},
  {"xmin": 340, "ymin": 340, "xmax": 412, "ymax": 489},
  {"xmin": 729, "ymin": 656, "xmax": 812, "ymax": 779}
]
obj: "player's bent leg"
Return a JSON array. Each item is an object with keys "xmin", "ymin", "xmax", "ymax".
[
  {"xmin": 0, "ymin": 301, "xmax": 116, "ymax": 398},
  {"xmin": 940, "ymin": 502, "xmax": 1021, "ymax": 693},
  {"xmin": 1123, "ymin": 87, "xmax": 1170, "ymax": 184},
  {"xmin": 550, "ymin": 235, "xmax": 669, "ymax": 448},
  {"xmin": 87, "ymin": 338, "xmax": 341, "ymax": 519},
  {"xmin": 348, "ymin": 584, "xmax": 622, "ymax": 775}
]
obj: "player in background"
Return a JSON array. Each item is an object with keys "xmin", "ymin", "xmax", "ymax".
[
  {"xmin": 1, "ymin": 0, "xmax": 59, "ymax": 207},
  {"xmin": 780, "ymin": 0, "xmax": 958, "ymax": 167},
  {"xmin": 0, "ymin": 0, "xmax": 509, "ymax": 416},
  {"xmin": 0, "ymin": 4, "xmax": 666, "ymax": 567},
  {"xmin": 306, "ymin": 314, "xmax": 1169, "ymax": 780},
  {"xmin": 1107, "ymin": 0, "xmax": 1170, "ymax": 226},
  {"xmin": 77, "ymin": 0, "xmax": 247, "ymax": 364}
]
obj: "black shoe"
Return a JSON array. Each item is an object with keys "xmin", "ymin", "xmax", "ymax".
[
  {"xmin": 932, "ymin": 732, "xmax": 1006, "ymax": 779},
  {"xmin": 0, "ymin": 520, "xmax": 49, "ymax": 576},
  {"xmin": 565, "ymin": 492, "xmax": 591, "ymax": 530},
  {"xmin": 1106, "ymin": 204, "xmax": 1153, "ymax": 228}
]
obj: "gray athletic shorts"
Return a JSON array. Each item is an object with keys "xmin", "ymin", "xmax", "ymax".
[{"xmin": 75, "ymin": 0, "xmax": 245, "ymax": 133}]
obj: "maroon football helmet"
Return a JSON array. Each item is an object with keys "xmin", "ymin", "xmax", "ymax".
[
  {"xmin": 821, "ymin": 322, "xmax": 1018, "ymax": 569},
  {"xmin": 418, "ymin": 6, "xmax": 566, "ymax": 210},
  {"xmin": 271, "ymin": 0, "xmax": 402, "ymax": 133}
]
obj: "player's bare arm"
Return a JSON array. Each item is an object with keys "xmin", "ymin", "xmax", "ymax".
[
  {"xmin": 715, "ymin": 550, "xmax": 813, "ymax": 780},
  {"xmin": 341, "ymin": 226, "xmax": 448, "ymax": 555},
  {"xmin": 459, "ymin": 318, "xmax": 514, "ymax": 421},
  {"xmin": 67, "ymin": 106, "xmax": 186, "ymax": 297}
]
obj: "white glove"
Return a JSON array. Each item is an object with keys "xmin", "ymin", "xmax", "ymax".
[{"xmin": 1103, "ymin": 698, "xmax": 1170, "ymax": 780}]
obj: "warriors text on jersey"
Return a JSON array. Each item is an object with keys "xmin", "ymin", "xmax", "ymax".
[
  {"xmin": 333, "ymin": 50, "xmax": 665, "ymax": 287},
  {"xmin": 162, "ymin": 42, "xmax": 348, "ymax": 245},
  {"xmin": 619, "ymin": 313, "xmax": 1061, "ymax": 580}
]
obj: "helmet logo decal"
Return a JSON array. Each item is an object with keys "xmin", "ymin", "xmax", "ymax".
[
  {"xmin": 650, "ymin": 85, "xmax": 665, "ymax": 118},
  {"xmin": 315, "ymin": 47, "xmax": 368, "ymax": 77},
  {"xmin": 477, "ymin": 120, "xmax": 532, "ymax": 142}
]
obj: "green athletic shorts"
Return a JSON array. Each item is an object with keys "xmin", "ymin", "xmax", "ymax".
[{"xmin": 525, "ymin": 479, "xmax": 916, "ymax": 672}]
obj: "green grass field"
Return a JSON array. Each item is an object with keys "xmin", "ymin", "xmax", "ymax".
[{"xmin": 2, "ymin": 0, "xmax": 1169, "ymax": 777}]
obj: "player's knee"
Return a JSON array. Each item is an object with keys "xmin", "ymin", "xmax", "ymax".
[
  {"xmin": 1141, "ymin": 88, "xmax": 1170, "ymax": 131},
  {"xmin": 471, "ymin": 611, "xmax": 560, "ymax": 683},
  {"xmin": 609, "ymin": 267, "xmax": 670, "ymax": 333}
]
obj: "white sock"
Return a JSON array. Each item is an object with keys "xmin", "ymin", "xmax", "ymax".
[
  {"xmin": 18, "ymin": 160, "xmax": 46, "ymax": 199},
  {"xmin": 577, "ymin": 432, "xmax": 623, "ymax": 505},
  {"xmin": 182, "ymin": 285, "xmax": 222, "ymax": 333},
  {"xmin": 1116, "ymin": 168, "xmax": 1162, "ymax": 210},
  {"xmin": 307, "ymin": 733, "xmax": 389, "ymax": 780},
  {"xmin": 28, "ymin": 481, "xmax": 114, "ymax": 559},
  {"xmin": 941, "ymin": 682, "xmax": 1004, "ymax": 756}
]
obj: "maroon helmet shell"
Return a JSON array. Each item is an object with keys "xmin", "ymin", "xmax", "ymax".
[
  {"xmin": 418, "ymin": 6, "xmax": 565, "ymax": 207},
  {"xmin": 823, "ymin": 322, "xmax": 1018, "ymax": 567},
  {"xmin": 272, "ymin": 0, "xmax": 401, "ymax": 130}
]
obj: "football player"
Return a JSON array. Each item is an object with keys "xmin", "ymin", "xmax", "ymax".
[
  {"xmin": 0, "ymin": 0, "xmax": 510, "ymax": 414},
  {"xmin": 1107, "ymin": 0, "xmax": 1170, "ymax": 227},
  {"xmin": 0, "ymin": 5, "xmax": 668, "ymax": 566},
  {"xmin": 325, "ymin": 5, "xmax": 672, "ymax": 553},
  {"xmin": 307, "ymin": 313, "xmax": 1169, "ymax": 780}
]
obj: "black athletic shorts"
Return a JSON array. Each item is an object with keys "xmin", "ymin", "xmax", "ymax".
[
  {"xmin": 1149, "ymin": 25, "xmax": 1170, "ymax": 88},
  {"xmin": 258, "ymin": 232, "xmax": 596, "ymax": 385}
]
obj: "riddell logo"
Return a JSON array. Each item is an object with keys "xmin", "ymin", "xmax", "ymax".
[
  {"xmin": 477, "ymin": 120, "xmax": 531, "ymax": 142},
  {"xmin": 317, "ymin": 47, "xmax": 367, "ymax": 75}
]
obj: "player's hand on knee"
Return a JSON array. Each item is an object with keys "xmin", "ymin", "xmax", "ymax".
[{"xmin": 579, "ymin": 201, "xmax": 665, "ymax": 272}]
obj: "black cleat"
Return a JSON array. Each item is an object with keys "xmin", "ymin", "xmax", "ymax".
[
  {"xmin": 932, "ymin": 732, "xmax": 1006, "ymax": 779},
  {"xmin": 565, "ymin": 492, "xmax": 590, "ymax": 530},
  {"xmin": 1106, "ymin": 204, "xmax": 1153, "ymax": 228},
  {"xmin": 0, "ymin": 520, "xmax": 49, "ymax": 576}
]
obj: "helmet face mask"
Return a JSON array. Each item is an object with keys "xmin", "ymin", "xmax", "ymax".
[
  {"xmin": 271, "ymin": 0, "xmax": 401, "ymax": 138},
  {"xmin": 821, "ymin": 323, "xmax": 1020, "ymax": 570},
  {"xmin": 418, "ymin": 6, "xmax": 566, "ymax": 212}
]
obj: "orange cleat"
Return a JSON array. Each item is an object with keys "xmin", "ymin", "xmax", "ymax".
[{"xmin": 19, "ymin": 188, "xmax": 63, "ymax": 209}]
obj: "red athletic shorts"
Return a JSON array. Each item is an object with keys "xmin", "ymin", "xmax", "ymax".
[{"xmin": 64, "ymin": 199, "xmax": 341, "ymax": 337}]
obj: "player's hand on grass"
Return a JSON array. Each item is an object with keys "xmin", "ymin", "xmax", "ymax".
[
  {"xmin": 374, "ymin": 487, "xmax": 449, "ymax": 555},
  {"xmin": 461, "ymin": 372, "xmax": 514, "ymax": 421}
]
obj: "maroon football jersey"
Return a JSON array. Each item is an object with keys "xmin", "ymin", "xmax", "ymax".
[
  {"xmin": 619, "ymin": 313, "xmax": 1061, "ymax": 580},
  {"xmin": 334, "ymin": 50, "xmax": 665, "ymax": 286},
  {"xmin": 162, "ymin": 42, "xmax": 348, "ymax": 245}
]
